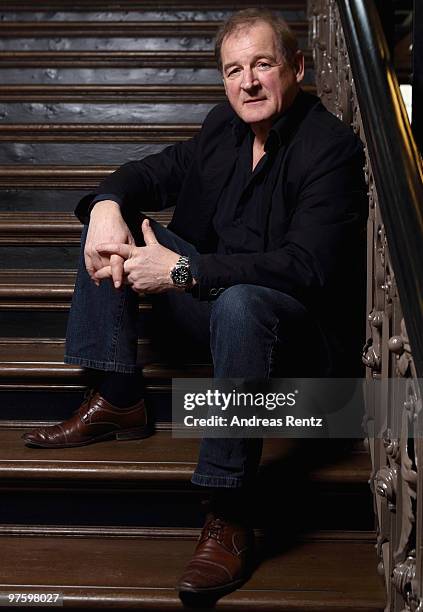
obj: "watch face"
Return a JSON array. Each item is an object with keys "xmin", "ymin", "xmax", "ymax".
[{"xmin": 171, "ymin": 263, "xmax": 192, "ymax": 286}]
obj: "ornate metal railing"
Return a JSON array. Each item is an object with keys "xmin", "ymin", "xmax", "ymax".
[{"xmin": 308, "ymin": 0, "xmax": 423, "ymax": 610}]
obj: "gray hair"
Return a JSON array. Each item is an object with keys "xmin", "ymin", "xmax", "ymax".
[{"xmin": 214, "ymin": 8, "xmax": 299, "ymax": 72}]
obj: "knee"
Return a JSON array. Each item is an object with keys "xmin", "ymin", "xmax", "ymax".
[{"xmin": 210, "ymin": 284, "xmax": 265, "ymax": 332}]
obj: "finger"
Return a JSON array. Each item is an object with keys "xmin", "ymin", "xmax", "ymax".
[
  {"xmin": 123, "ymin": 259, "xmax": 135, "ymax": 275},
  {"xmin": 96, "ymin": 242, "xmax": 134, "ymax": 259},
  {"xmin": 94, "ymin": 265, "xmax": 112, "ymax": 280},
  {"xmin": 85, "ymin": 252, "xmax": 100, "ymax": 287},
  {"xmin": 90, "ymin": 248, "xmax": 107, "ymax": 272},
  {"xmin": 141, "ymin": 218, "xmax": 158, "ymax": 246},
  {"xmin": 84, "ymin": 252, "xmax": 95, "ymax": 278},
  {"xmin": 110, "ymin": 254, "xmax": 124, "ymax": 288}
]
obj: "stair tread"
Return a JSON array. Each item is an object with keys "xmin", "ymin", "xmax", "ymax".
[
  {"xmin": 0, "ymin": 0, "xmax": 308, "ymax": 9},
  {"xmin": 0, "ymin": 51, "xmax": 317, "ymax": 82},
  {"xmin": 0, "ymin": 79, "xmax": 312, "ymax": 102},
  {"xmin": 0, "ymin": 270, "xmax": 76, "ymax": 292},
  {"xmin": 0, "ymin": 20, "xmax": 308, "ymax": 40},
  {"xmin": 0, "ymin": 337, "xmax": 211, "ymax": 382},
  {"xmin": 0, "ymin": 531, "xmax": 384, "ymax": 609},
  {"xmin": 0, "ymin": 211, "xmax": 172, "ymax": 245},
  {"xmin": 0, "ymin": 337, "xmax": 189, "ymax": 362},
  {"xmin": 0, "ymin": 270, "xmax": 76, "ymax": 308},
  {"xmin": 0, "ymin": 211, "xmax": 169, "ymax": 223},
  {"xmin": 0, "ymin": 269, "xmax": 76, "ymax": 281},
  {"xmin": 0, "ymin": 337, "xmax": 153, "ymax": 362},
  {"xmin": 0, "ymin": 123, "xmax": 199, "ymax": 143},
  {"xmin": 0, "ymin": 338, "xmax": 76, "ymax": 362},
  {"xmin": 0, "ymin": 428, "xmax": 370, "ymax": 483}
]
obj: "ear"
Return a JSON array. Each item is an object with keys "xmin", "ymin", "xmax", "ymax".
[{"xmin": 294, "ymin": 50, "xmax": 305, "ymax": 84}]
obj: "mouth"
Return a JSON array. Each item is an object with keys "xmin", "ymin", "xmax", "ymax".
[{"xmin": 244, "ymin": 98, "xmax": 266, "ymax": 105}]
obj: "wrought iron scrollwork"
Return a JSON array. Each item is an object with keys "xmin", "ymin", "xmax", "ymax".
[{"xmin": 308, "ymin": 1, "xmax": 422, "ymax": 609}]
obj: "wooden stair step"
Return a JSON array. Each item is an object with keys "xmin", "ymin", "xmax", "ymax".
[
  {"xmin": 0, "ymin": 337, "xmax": 151, "ymax": 364},
  {"xmin": 0, "ymin": 337, "xmax": 212, "ymax": 390},
  {"xmin": 0, "ymin": 270, "xmax": 75, "ymax": 308},
  {"xmin": 0, "ymin": 211, "xmax": 86, "ymax": 245},
  {"xmin": 0, "ymin": 20, "xmax": 307, "ymax": 38},
  {"xmin": 0, "ymin": 427, "xmax": 371, "ymax": 484},
  {"xmin": 0, "ymin": 270, "xmax": 73, "ymax": 311},
  {"xmin": 0, "ymin": 360, "xmax": 212, "ymax": 384},
  {"xmin": 0, "ymin": 0, "xmax": 308, "ymax": 9},
  {"xmin": 0, "ymin": 528, "xmax": 384, "ymax": 610},
  {"xmin": 0, "ymin": 430, "xmax": 372, "ymax": 531},
  {"xmin": 0, "ymin": 84, "xmax": 226, "ymax": 103},
  {"xmin": 0, "ymin": 50, "xmax": 312, "ymax": 67},
  {"xmin": 0, "ymin": 50, "xmax": 313, "ymax": 71},
  {"xmin": 0, "ymin": 50, "xmax": 233, "ymax": 68},
  {"xmin": 0, "ymin": 165, "xmax": 115, "ymax": 188},
  {"xmin": 0, "ymin": 188, "xmax": 95, "ymax": 213},
  {"xmin": 0, "ymin": 77, "xmax": 313, "ymax": 103},
  {"xmin": 0, "ymin": 338, "xmax": 212, "ymax": 385},
  {"xmin": 0, "ymin": 124, "xmax": 199, "ymax": 143},
  {"xmin": 0, "ymin": 269, "xmax": 170, "ymax": 310},
  {"xmin": 0, "ymin": 211, "xmax": 171, "ymax": 244}
]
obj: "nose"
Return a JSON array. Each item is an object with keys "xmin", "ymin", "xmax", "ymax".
[{"xmin": 240, "ymin": 67, "xmax": 259, "ymax": 91}]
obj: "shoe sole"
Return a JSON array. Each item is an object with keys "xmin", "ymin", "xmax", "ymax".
[
  {"xmin": 176, "ymin": 575, "xmax": 249, "ymax": 597},
  {"xmin": 22, "ymin": 425, "xmax": 154, "ymax": 449}
]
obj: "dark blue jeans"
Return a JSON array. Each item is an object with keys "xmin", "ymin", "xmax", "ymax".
[{"xmin": 65, "ymin": 219, "xmax": 328, "ymax": 488}]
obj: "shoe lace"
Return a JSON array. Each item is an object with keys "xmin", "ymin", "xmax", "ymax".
[
  {"xmin": 82, "ymin": 388, "xmax": 96, "ymax": 404},
  {"xmin": 76, "ymin": 389, "xmax": 97, "ymax": 420},
  {"xmin": 206, "ymin": 518, "xmax": 224, "ymax": 543}
]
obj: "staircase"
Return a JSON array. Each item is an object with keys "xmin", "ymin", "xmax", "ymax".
[{"xmin": 0, "ymin": 2, "xmax": 384, "ymax": 609}]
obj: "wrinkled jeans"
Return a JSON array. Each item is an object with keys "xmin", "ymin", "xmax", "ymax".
[{"xmin": 65, "ymin": 218, "xmax": 329, "ymax": 488}]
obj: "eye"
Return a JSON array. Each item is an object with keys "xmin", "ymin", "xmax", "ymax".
[
  {"xmin": 256, "ymin": 61, "xmax": 272, "ymax": 71},
  {"xmin": 226, "ymin": 67, "xmax": 241, "ymax": 78}
]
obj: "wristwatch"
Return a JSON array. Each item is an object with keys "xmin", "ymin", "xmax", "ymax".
[{"xmin": 170, "ymin": 255, "xmax": 193, "ymax": 288}]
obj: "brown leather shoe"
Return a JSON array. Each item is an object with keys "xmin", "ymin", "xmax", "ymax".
[
  {"xmin": 176, "ymin": 513, "xmax": 254, "ymax": 596},
  {"xmin": 22, "ymin": 391, "xmax": 152, "ymax": 448}
]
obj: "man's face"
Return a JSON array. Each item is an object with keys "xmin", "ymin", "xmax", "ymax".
[{"xmin": 221, "ymin": 22, "xmax": 304, "ymax": 133}]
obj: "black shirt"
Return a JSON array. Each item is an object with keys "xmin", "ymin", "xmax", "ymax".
[
  {"xmin": 92, "ymin": 111, "xmax": 285, "ymax": 258},
  {"xmin": 213, "ymin": 128, "xmax": 270, "ymax": 255},
  {"xmin": 80, "ymin": 90, "xmax": 366, "ymax": 311}
]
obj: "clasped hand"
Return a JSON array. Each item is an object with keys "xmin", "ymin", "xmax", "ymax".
[{"xmin": 94, "ymin": 218, "xmax": 181, "ymax": 294}]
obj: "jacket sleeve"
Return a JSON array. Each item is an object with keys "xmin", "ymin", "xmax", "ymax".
[
  {"xmin": 74, "ymin": 135, "xmax": 199, "ymax": 224},
  {"xmin": 190, "ymin": 133, "xmax": 367, "ymax": 305}
]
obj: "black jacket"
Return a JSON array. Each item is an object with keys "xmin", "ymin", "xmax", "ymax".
[{"xmin": 76, "ymin": 91, "xmax": 367, "ymax": 373}]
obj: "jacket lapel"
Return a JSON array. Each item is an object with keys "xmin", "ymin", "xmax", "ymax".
[{"xmin": 194, "ymin": 130, "xmax": 239, "ymax": 252}]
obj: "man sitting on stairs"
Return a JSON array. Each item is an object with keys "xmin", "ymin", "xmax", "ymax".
[{"xmin": 23, "ymin": 8, "xmax": 367, "ymax": 599}]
